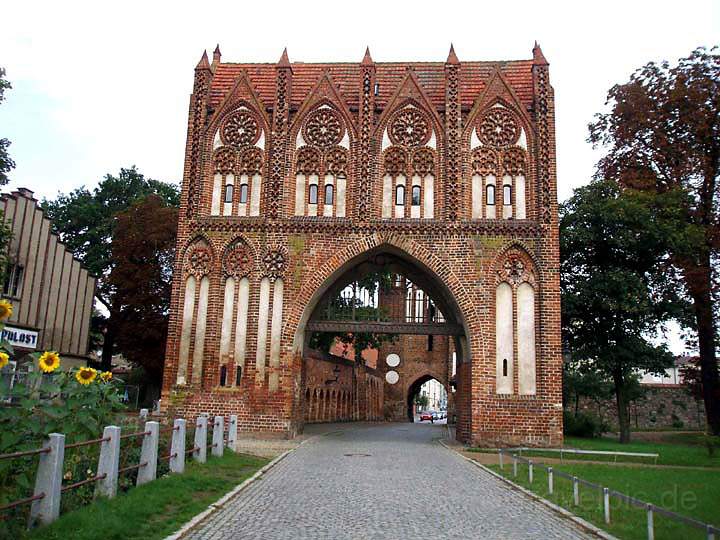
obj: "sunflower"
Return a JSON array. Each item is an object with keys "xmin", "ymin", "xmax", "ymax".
[
  {"xmin": 100, "ymin": 371, "xmax": 112, "ymax": 382},
  {"xmin": 38, "ymin": 351, "xmax": 61, "ymax": 373},
  {"xmin": 0, "ymin": 299, "xmax": 13, "ymax": 321},
  {"xmin": 76, "ymin": 367, "xmax": 97, "ymax": 385},
  {"xmin": 0, "ymin": 351, "xmax": 8, "ymax": 369}
]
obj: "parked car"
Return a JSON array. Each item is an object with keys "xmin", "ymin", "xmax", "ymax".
[{"xmin": 419, "ymin": 411, "xmax": 434, "ymax": 421}]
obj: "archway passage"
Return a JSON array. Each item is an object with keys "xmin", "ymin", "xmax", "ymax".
[
  {"xmin": 406, "ymin": 375, "xmax": 448, "ymax": 423},
  {"xmin": 300, "ymin": 245, "xmax": 466, "ymax": 433}
]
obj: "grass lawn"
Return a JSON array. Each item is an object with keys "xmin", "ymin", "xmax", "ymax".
[
  {"xmin": 488, "ymin": 461, "xmax": 720, "ymax": 540},
  {"xmin": 26, "ymin": 451, "xmax": 268, "ymax": 540},
  {"xmin": 470, "ymin": 434, "xmax": 720, "ymax": 468}
]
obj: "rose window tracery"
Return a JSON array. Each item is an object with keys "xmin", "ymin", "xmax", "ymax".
[
  {"xmin": 223, "ymin": 243, "xmax": 253, "ymax": 278},
  {"xmin": 221, "ymin": 111, "xmax": 260, "ymax": 148},
  {"xmin": 296, "ymin": 147, "xmax": 322, "ymax": 175},
  {"xmin": 184, "ymin": 245, "xmax": 213, "ymax": 278},
  {"xmin": 411, "ymin": 148, "xmax": 435, "ymax": 176},
  {"xmin": 472, "ymin": 147, "xmax": 499, "ymax": 176},
  {"xmin": 388, "ymin": 108, "xmax": 431, "ymax": 148},
  {"xmin": 240, "ymin": 147, "xmax": 263, "ymax": 175},
  {"xmin": 213, "ymin": 147, "xmax": 236, "ymax": 174},
  {"xmin": 383, "ymin": 147, "xmax": 408, "ymax": 176},
  {"xmin": 303, "ymin": 108, "xmax": 344, "ymax": 149},
  {"xmin": 476, "ymin": 108, "xmax": 520, "ymax": 148},
  {"xmin": 497, "ymin": 250, "xmax": 535, "ymax": 286},
  {"xmin": 325, "ymin": 147, "xmax": 348, "ymax": 176},
  {"xmin": 502, "ymin": 147, "xmax": 527, "ymax": 176}
]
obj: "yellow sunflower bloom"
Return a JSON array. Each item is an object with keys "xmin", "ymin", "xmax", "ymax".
[
  {"xmin": 0, "ymin": 351, "xmax": 8, "ymax": 369},
  {"xmin": 100, "ymin": 371, "xmax": 112, "ymax": 382},
  {"xmin": 0, "ymin": 299, "xmax": 13, "ymax": 321},
  {"xmin": 76, "ymin": 367, "xmax": 97, "ymax": 385},
  {"xmin": 38, "ymin": 351, "xmax": 61, "ymax": 373}
]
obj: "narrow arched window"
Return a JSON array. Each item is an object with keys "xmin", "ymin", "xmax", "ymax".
[
  {"xmin": 395, "ymin": 184, "xmax": 405, "ymax": 206},
  {"xmin": 486, "ymin": 184, "xmax": 496, "ymax": 205},
  {"xmin": 324, "ymin": 184, "xmax": 334, "ymax": 205},
  {"xmin": 503, "ymin": 185, "xmax": 512, "ymax": 206},
  {"xmin": 411, "ymin": 185, "xmax": 421, "ymax": 206},
  {"xmin": 309, "ymin": 184, "xmax": 318, "ymax": 204},
  {"xmin": 239, "ymin": 183, "xmax": 248, "ymax": 203},
  {"xmin": 223, "ymin": 184, "xmax": 234, "ymax": 203}
]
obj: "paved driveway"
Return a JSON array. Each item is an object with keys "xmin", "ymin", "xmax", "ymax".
[{"xmin": 185, "ymin": 423, "xmax": 593, "ymax": 540}]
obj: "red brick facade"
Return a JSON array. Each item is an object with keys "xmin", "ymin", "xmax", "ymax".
[{"xmin": 161, "ymin": 44, "xmax": 562, "ymax": 447}]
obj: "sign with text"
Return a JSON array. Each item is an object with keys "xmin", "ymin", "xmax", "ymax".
[{"xmin": 2, "ymin": 326, "xmax": 39, "ymax": 349}]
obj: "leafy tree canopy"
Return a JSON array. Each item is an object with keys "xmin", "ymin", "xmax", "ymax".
[
  {"xmin": 561, "ymin": 180, "xmax": 685, "ymax": 441},
  {"xmin": 0, "ymin": 67, "xmax": 14, "ymax": 185}
]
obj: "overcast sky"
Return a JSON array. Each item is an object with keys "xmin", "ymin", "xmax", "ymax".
[{"xmin": 2, "ymin": 0, "xmax": 718, "ymax": 353}]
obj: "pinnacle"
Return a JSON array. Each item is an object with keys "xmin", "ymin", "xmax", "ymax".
[
  {"xmin": 278, "ymin": 47, "xmax": 291, "ymax": 67},
  {"xmin": 446, "ymin": 43, "xmax": 459, "ymax": 64},
  {"xmin": 195, "ymin": 50, "xmax": 210, "ymax": 70},
  {"xmin": 361, "ymin": 46, "xmax": 374, "ymax": 65},
  {"xmin": 532, "ymin": 41, "xmax": 549, "ymax": 65}
]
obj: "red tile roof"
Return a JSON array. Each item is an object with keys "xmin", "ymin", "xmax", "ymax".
[{"xmin": 208, "ymin": 59, "xmax": 536, "ymax": 112}]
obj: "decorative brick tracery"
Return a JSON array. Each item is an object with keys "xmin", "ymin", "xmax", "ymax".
[{"xmin": 165, "ymin": 47, "xmax": 561, "ymax": 448}]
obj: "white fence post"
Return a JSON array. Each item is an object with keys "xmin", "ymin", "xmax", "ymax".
[
  {"xmin": 547, "ymin": 467, "xmax": 553, "ymax": 494},
  {"xmin": 227, "ymin": 415, "xmax": 237, "ymax": 450},
  {"xmin": 169, "ymin": 418, "xmax": 186, "ymax": 474},
  {"xmin": 29, "ymin": 433, "xmax": 65, "ymax": 527},
  {"xmin": 708, "ymin": 525, "xmax": 716, "ymax": 540},
  {"xmin": 498, "ymin": 450, "xmax": 503, "ymax": 470},
  {"xmin": 513, "ymin": 456, "xmax": 517, "ymax": 477},
  {"xmin": 95, "ymin": 426, "xmax": 121, "ymax": 498},
  {"xmin": 528, "ymin": 460, "xmax": 533, "ymax": 483},
  {"xmin": 194, "ymin": 416, "xmax": 208, "ymax": 463},
  {"xmin": 603, "ymin": 487, "xmax": 610, "ymax": 524},
  {"xmin": 212, "ymin": 416, "xmax": 224, "ymax": 457},
  {"xmin": 572, "ymin": 476, "xmax": 579, "ymax": 506},
  {"xmin": 139, "ymin": 408, "xmax": 149, "ymax": 421},
  {"xmin": 136, "ymin": 421, "xmax": 159, "ymax": 486},
  {"xmin": 647, "ymin": 504, "xmax": 654, "ymax": 540}
]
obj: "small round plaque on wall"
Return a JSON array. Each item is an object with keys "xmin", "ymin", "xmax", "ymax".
[
  {"xmin": 386, "ymin": 353, "xmax": 400, "ymax": 367},
  {"xmin": 386, "ymin": 371, "xmax": 399, "ymax": 384}
]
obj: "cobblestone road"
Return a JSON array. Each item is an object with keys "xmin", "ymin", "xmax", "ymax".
[{"xmin": 185, "ymin": 423, "xmax": 593, "ymax": 540}]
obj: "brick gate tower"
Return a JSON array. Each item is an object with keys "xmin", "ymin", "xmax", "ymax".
[{"xmin": 161, "ymin": 44, "xmax": 562, "ymax": 446}]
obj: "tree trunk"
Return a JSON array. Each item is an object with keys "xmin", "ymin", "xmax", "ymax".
[
  {"xmin": 100, "ymin": 309, "xmax": 118, "ymax": 372},
  {"xmin": 688, "ymin": 263, "xmax": 720, "ymax": 435},
  {"xmin": 613, "ymin": 370, "xmax": 631, "ymax": 443}
]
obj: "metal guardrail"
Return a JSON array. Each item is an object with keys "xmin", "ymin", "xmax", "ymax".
[
  {"xmin": 508, "ymin": 446, "xmax": 660, "ymax": 464},
  {"xmin": 498, "ymin": 449, "xmax": 718, "ymax": 540}
]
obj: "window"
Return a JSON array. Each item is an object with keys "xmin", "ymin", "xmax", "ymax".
[
  {"xmin": 3, "ymin": 265, "xmax": 23, "ymax": 298},
  {"xmin": 223, "ymin": 184, "xmax": 234, "ymax": 204},
  {"xmin": 309, "ymin": 184, "xmax": 318, "ymax": 204},
  {"xmin": 427, "ymin": 334, "xmax": 434, "ymax": 351},
  {"xmin": 219, "ymin": 365, "xmax": 227, "ymax": 386},
  {"xmin": 503, "ymin": 185, "xmax": 512, "ymax": 206},
  {"xmin": 324, "ymin": 184, "xmax": 334, "ymax": 205},
  {"xmin": 503, "ymin": 358, "xmax": 508, "ymax": 377},
  {"xmin": 235, "ymin": 366, "xmax": 242, "ymax": 386},
  {"xmin": 395, "ymin": 184, "xmax": 405, "ymax": 206},
  {"xmin": 486, "ymin": 184, "xmax": 496, "ymax": 205},
  {"xmin": 411, "ymin": 185, "xmax": 421, "ymax": 206},
  {"xmin": 239, "ymin": 183, "xmax": 248, "ymax": 204}
]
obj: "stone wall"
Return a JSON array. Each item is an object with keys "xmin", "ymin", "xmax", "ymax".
[{"xmin": 576, "ymin": 385, "xmax": 706, "ymax": 430}]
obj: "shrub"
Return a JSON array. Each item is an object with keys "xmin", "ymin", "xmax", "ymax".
[{"xmin": 563, "ymin": 410, "xmax": 606, "ymax": 438}]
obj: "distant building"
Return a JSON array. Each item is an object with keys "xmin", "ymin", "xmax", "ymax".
[
  {"xmin": 639, "ymin": 355, "xmax": 695, "ymax": 386},
  {"xmin": 0, "ymin": 188, "xmax": 96, "ymax": 372}
]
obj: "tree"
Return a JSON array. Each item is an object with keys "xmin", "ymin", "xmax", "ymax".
[
  {"xmin": 42, "ymin": 168, "xmax": 180, "ymax": 370},
  {"xmin": 0, "ymin": 67, "xmax": 14, "ymax": 185},
  {"xmin": 109, "ymin": 195, "xmax": 177, "ymax": 386},
  {"xmin": 561, "ymin": 180, "xmax": 683, "ymax": 442},
  {"xmin": 588, "ymin": 47, "xmax": 720, "ymax": 434}
]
